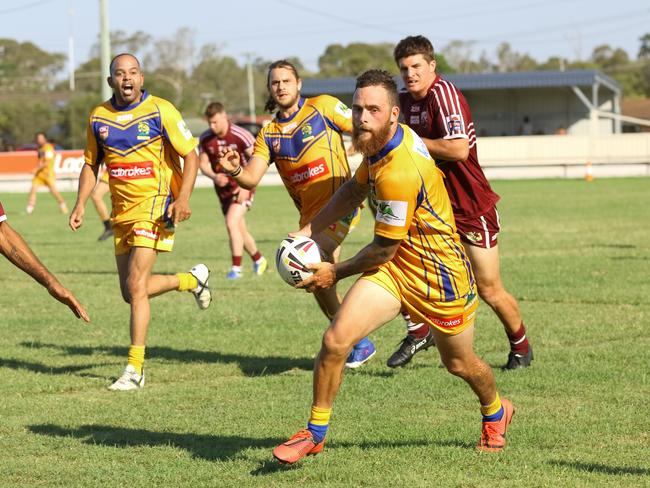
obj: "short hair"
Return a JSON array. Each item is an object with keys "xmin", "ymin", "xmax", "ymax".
[
  {"xmin": 109, "ymin": 53, "xmax": 142, "ymax": 76},
  {"xmin": 35, "ymin": 131, "xmax": 47, "ymax": 138},
  {"xmin": 265, "ymin": 59, "xmax": 301, "ymax": 113},
  {"xmin": 393, "ymin": 35, "xmax": 435, "ymax": 63},
  {"xmin": 355, "ymin": 69, "xmax": 398, "ymax": 107},
  {"xmin": 204, "ymin": 102, "xmax": 226, "ymax": 118}
]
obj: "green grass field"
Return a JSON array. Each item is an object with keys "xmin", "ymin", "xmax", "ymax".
[{"xmin": 1, "ymin": 178, "xmax": 649, "ymax": 487}]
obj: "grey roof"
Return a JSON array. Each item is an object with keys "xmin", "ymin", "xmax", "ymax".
[{"xmin": 301, "ymin": 70, "xmax": 620, "ymax": 96}]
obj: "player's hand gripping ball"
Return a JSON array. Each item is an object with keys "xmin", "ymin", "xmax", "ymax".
[{"xmin": 276, "ymin": 236, "xmax": 322, "ymax": 286}]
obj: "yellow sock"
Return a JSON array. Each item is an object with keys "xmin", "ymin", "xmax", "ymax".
[
  {"xmin": 307, "ymin": 405, "xmax": 332, "ymax": 443},
  {"xmin": 176, "ymin": 272, "xmax": 198, "ymax": 292},
  {"xmin": 481, "ymin": 392, "xmax": 503, "ymax": 419},
  {"xmin": 308, "ymin": 405, "xmax": 332, "ymax": 425},
  {"xmin": 127, "ymin": 345, "xmax": 146, "ymax": 374}
]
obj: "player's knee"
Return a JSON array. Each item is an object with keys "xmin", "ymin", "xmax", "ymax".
[
  {"xmin": 322, "ymin": 328, "xmax": 354, "ymax": 358},
  {"xmin": 442, "ymin": 356, "xmax": 471, "ymax": 378},
  {"xmin": 476, "ymin": 281, "xmax": 504, "ymax": 305},
  {"xmin": 126, "ymin": 275, "xmax": 146, "ymax": 299}
]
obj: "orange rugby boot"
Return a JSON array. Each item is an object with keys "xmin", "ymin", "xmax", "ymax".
[
  {"xmin": 273, "ymin": 429, "xmax": 325, "ymax": 464},
  {"xmin": 477, "ymin": 398, "xmax": 515, "ymax": 452}
]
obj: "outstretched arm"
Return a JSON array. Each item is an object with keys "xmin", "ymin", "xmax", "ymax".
[
  {"xmin": 297, "ymin": 235, "xmax": 401, "ymax": 292},
  {"xmin": 0, "ymin": 221, "xmax": 90, "ymax": 322},
  {"xmin": 217, "ymin": 147, "xmax": 268, "ymax": 190}
]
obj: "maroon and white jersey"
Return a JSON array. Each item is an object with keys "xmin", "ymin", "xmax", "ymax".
[
  {"xmin": 0, "ymin": 201, "xmax": 6, "ymax": 223},
  {"xmin": 199, "ymin": 122, "xmax": 256, "ymax": 200},
  {"xmin": 399, "ymin": 75, "xmax": 499, "ymax": 220}
]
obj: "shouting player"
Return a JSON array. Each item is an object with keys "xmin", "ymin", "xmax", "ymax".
[
  {"xmin": 199, "ymin": 102, "xmax": 267, "ymax": 279},
  {"xmin": 69, "ymin": 53, "xmax": 211, "ymax": 391},
  {"xmin": 389, "ymin": 35, "xmax": 533, "ymax": 370},
  {"xmin": 217, "ymin": 60, "xmax": 375, "ymax": 368},
  {"xmin": 273, "ymin": 70, "xmax": 514, "ymax": 464}
]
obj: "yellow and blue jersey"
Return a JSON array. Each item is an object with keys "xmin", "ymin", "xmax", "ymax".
[
  {"xmin": 84, "ymin": 90, "xmax": 197, "ymax": 224},
  {"xmin": 355, "ymin": 124, "xmax": 474, "ymax": 303},
  {"xmin": 254, "ymin": 95, "xmax": 352, "ymax": 226}
]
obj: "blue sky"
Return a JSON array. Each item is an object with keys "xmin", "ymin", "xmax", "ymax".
[{"xmin": 2, "ymin": 0, "xmax": 649, "ymax": 70}]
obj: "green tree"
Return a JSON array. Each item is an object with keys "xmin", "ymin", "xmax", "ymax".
[
  {"xmin": 0, "ymin": 39, "xmax": 64, "ymax": 92},
  {"xmin": 318, "ymin": 42, "xmax": 397, "ymax": 77}
]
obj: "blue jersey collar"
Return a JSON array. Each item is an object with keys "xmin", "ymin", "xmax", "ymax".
[
  {"xmin": 276, "ymin": 97, "xmax": 305, "ymax": 122},
  {"xmin": 111, "ymin": 90, "xmax": 149, "ymax": 111},
  {"xmin": 368, "ymin": 124, "xmax": 404, "ymax": 164}
]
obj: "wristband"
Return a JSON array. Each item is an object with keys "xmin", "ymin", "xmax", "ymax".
[{"xmin": 229, "ymin": 166, "xmax": 242, "ymax": 177}]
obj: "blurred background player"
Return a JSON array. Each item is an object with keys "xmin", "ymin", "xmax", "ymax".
[
  {"xmin": 26, "ymin": 132, "xmax": 68, "ymax": 215},
  {"xmin": 69, "ymin": 53, "xmax": 211, "ymax": 391},
  {"xmin": 0, "ymin": 200, "xmax": 89, "ymax": 322},
  {"xmin": 217, "ymin": 59, "xmax": 375, "ymax": 368},
  {"xmin": 90, "ymin": 167, "xmax": 113, "ymax": 241},
  {"xmin": 198, "ymin": 102, "xmax": 267, "ymax": 279},
  {"xmin": 392, "ymin": 35, "xmax": 532, "ymax": 370},
  {"xmin": 273, "ymin": 70, "xmax": 513, "ymax": 464}
]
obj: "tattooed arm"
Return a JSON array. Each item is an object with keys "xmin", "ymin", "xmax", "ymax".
[
  {"xmin": 297, "ymin": 235, "xmax": 401, "ymax": 292},
  {"xmin": 0, "ymin": 220, "xmax": 90, "ymax": 322}
]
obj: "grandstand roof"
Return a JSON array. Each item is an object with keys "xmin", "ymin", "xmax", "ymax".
[{"xmin": 301, "ymin": 70, "xmax": 620, "ymax": 96}]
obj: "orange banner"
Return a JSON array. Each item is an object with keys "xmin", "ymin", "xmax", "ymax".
[{"xmin": 0, "ymin": 150, "xmax": 85, "ymax": 176}]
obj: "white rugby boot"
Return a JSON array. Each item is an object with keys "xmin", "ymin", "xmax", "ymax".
[
  {"xmin": 108, "ymin": 364, "xmax": 145, "ymax": 391},
  {"xmin": 190, "ymin": 263, "xmax": 212, "ymax": 310}
]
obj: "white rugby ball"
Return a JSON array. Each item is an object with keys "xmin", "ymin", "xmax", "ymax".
[{"xmin": 276, "ymin": 236, "xmax": 322, "ymax": 286}]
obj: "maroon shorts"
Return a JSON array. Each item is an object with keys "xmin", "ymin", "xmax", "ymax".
[
  {"xmin": 216, "ymin": 187, "xmax": 255, "ymax": 215},
  {"xmin": 455, "ymin": 206, "xmax": 501, "ymax": 249}
]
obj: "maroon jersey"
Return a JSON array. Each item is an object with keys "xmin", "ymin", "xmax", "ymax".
[
  {"xmin": 399, "ymin": 75, "xmax": 499, "ymax": 220},
  {"xmin": 199, "ymin": 122, "xmax": 256, "ymax": 201}
]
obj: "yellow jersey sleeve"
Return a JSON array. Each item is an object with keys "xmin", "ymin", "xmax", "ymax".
[
  {"xmin": 354, "ymin": 159, "xmax": 369, "ymax": 185},
  {"xmin": 157, "ymin": 98, "xmax": 197, "ymax": 157},
  {"xmin": 312, "ymin": 95, "xmax": 352, "ymax": 133},
  {"xmin": 253, "ymin": 126, "xmax": 271, "ymax": 164},
  {"xmin": 372, "ymin": 163, "xmax": 419, "ymax": 241},
  {"xmin": 84, "ymin": 112, "xmax": 101, "ymax": 167}
]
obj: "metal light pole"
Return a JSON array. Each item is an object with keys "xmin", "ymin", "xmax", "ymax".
[
  {"xmin": 244, "ymin": 53, "xmax": 256, "ymax": 123},
  {"xmin": 99, "ymin": 0, "xmax": 111, "ymax": 100}
]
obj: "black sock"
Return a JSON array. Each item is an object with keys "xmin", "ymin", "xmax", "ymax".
[{"xmin": 103, "ymin": 220, "xmax": 111, "ymax": 230}]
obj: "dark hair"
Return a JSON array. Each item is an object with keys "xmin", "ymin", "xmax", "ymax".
[
  {"xmin": 204, "ymin": 102, "xmax": 226, "ymax": 118},
  {"xmin": 109, "ymin": 53, "xmax": 142, "ymax": 76},
  {"xmin": 393, "ymin": 35, "xmax": 435, "ymax": 63},
  {"xmin": 355, "ymin": 69, "xmax": 398, "ymax": 107},
  {"xmin": 264, "ymin": 59, "xmax": 300, "ymax": 113},
  {"xmin": 35, "ymin": 131, "xmax": 47, "ymax": 138}
]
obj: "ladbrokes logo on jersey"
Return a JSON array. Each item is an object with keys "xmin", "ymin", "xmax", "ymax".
[
  {"xmin": 108, "ymin": 162, "xmax": 155, "ymax": 180},
  {"xmin": 286, "ymin": 158, "xmax": 330, "ymax": 186}
]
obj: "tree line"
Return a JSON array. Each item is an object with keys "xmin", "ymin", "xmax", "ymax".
[{"xmin": 1, "ymin": 29, "xmax": 648, "ymax": 149}]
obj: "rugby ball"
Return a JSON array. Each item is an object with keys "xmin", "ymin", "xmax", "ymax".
[{"xmin": 276, "ymin": 236, "xmax": 322, "ymax": 286}]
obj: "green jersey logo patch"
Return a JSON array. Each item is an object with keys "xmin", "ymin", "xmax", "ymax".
[{"xmin": 375, "ymin": 200, "xmax": 408, "ymax": 226}]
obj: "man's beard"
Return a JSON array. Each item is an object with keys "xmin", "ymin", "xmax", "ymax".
[
  {"xmin": 352, "ymin": 120, "xmax": 393, "ymax": 157},
  {"xmin": 275, "ymin": 92, "xmax": 300, "ymax": 111}
]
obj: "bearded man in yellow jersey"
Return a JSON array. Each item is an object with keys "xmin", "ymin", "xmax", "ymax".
[
  {"xmin": 272, "ymin": 70, "xmax": 514, "ymax": 464},
  {"xmin": 69, "ymin": 53, "xmax": 211, "ymax": 391},
  {"xmin": 218, "ymin": 60, "xmax": 375, "ymax": 368}
]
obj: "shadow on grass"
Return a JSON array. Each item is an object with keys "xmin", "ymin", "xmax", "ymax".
[
  {"xmin": 20, "ymin": 342, "xmax": 314, "ymax": 376},
  {"xmin": 0, "ymin": 357, "xmax": 112, "ymax": 375},
  {"xmin": 29, "ymin": 423, "xmax": 280, "ymax": 462},
  {"xmin": 549, "ymin": 460, "xmax": 650, "ymax": 476},
  {"xmin": 29, "ymin": 423, "xmax": 440, "ymax": 469}
]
